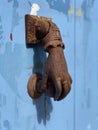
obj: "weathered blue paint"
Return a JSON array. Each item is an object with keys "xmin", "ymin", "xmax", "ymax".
[{"xmin": 0, "ymin": 0, "xmax": 98, "ymax": 130}]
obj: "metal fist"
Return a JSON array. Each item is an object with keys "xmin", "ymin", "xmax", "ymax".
[
  {"xmin": 41, "ymin": 46, "xmax": 72, "ymax": 101},
  {"xmin": 25, "ymin": 15, "xmax": 72, "ymax": 101}
]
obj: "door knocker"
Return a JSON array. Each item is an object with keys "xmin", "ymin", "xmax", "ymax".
[{"xmin": 25, "ymin": 14, "xmax": 72, "ymax": 101}]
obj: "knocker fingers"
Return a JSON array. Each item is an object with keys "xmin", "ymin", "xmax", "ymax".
[
  {"xmin": 54, "ymin": 78, "xmax": 62, "ymax": 101},
  {"xmin": 57, "ymin": 81, "xmax": 71, "ymax": 101},
  {"xmin": 57, "ymin": 75, "xmax": 72, "ymax": 101}
]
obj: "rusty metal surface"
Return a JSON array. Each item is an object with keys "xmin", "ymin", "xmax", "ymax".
[
  {"xmin": 25, "ymin": 15, "xmax": 50, "ymax": 46},
  {"xmin": 25, "ymin": 15, "xmax": 64, "ymax": 50},
  {"xmin": 25, "ymin": 15, "xmax": 72, "ymax": 101}
]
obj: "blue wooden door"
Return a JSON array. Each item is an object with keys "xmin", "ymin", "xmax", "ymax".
[
  {"xmin": 75, "ymin": 0, "xmax": 98, "ymax": 130},
  {"xmin": 0, "ymin": 0, "xmax": 98, "ymax": 130}
]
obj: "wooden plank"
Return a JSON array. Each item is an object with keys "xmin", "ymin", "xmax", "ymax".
[{"xmin": 75, "ymin": 0, "xmax": 98, "ymax": 130}]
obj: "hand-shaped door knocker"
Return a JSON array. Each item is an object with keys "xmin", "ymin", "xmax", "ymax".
[{"xmin": 25, "ymin": 15, "xmax": 72, "ymax": 101}]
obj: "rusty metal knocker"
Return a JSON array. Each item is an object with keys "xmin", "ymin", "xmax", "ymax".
[{"xmin": 25, "ymin": 15, "xmax": 72, "ymax": 101}]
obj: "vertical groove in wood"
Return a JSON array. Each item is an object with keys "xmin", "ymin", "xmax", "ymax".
[{"xmin": 73, "ymin": 0, "xmax": 76, "ymax": 130}]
